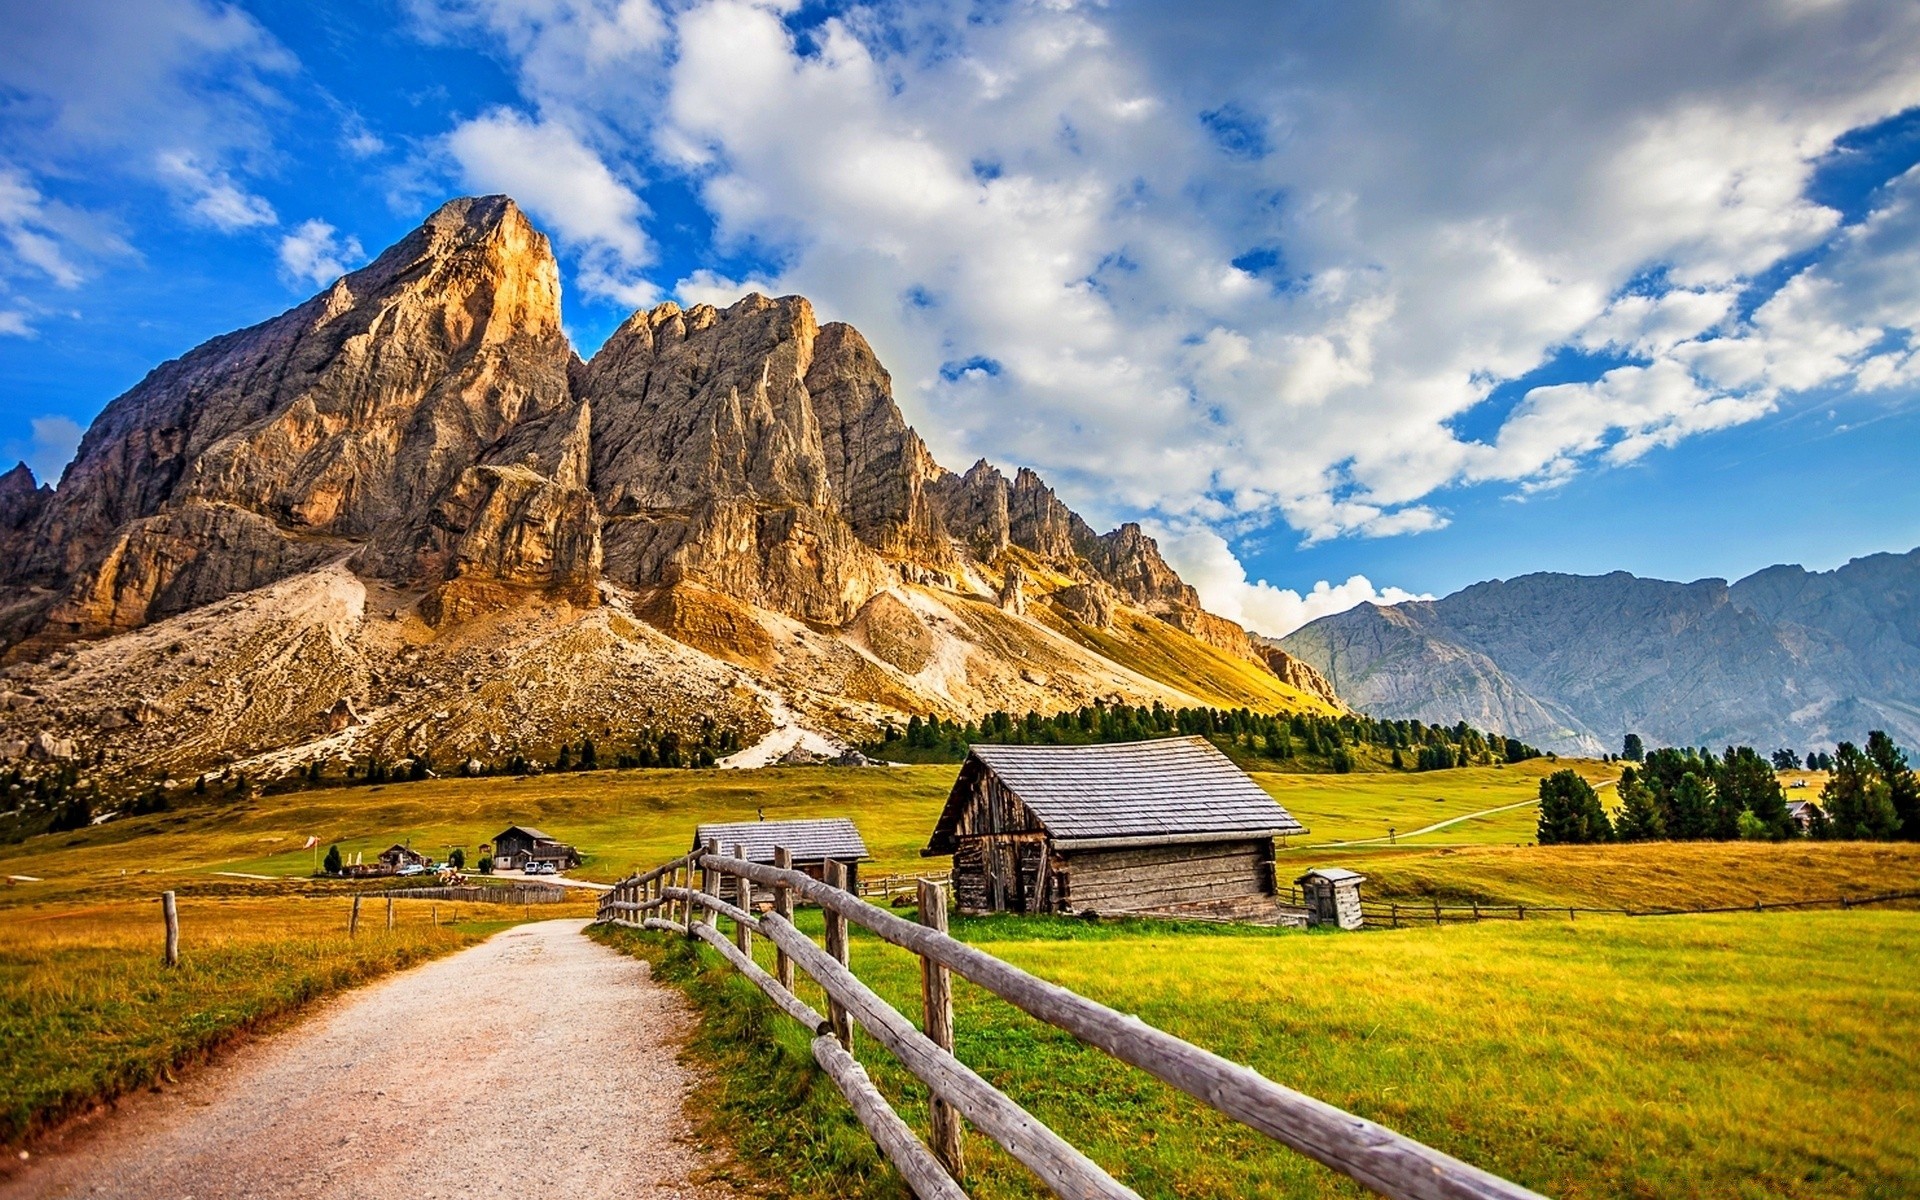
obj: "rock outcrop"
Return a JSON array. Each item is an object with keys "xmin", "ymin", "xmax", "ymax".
[{"xmin": 0, "ymin": 196, "xmax": 1345, "ymax": 778}]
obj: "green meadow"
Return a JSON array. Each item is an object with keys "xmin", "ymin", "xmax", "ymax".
[{"xmin": 602, "ymin": 905, "xmax": 1920, "ymax": 1200}]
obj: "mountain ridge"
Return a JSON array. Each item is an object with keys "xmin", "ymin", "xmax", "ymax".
[
  {"xmin": 0, "ymin": 196, "xmax": 1338, "ymax": 780},
  {"xmin": 1279, "ymin": 549, "xmax": 1920, "ymax": 755}
]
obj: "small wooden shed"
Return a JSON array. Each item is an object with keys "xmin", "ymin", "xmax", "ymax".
[
  {"xmin": 694, "ymin": 817, "xmax": 870, "ymax": 903},
  {"xmin": 377, "ymin": 844, "xmax": 429, "ymax": 871},
  {"xmin": 922, "ymin": 737, "xmax": 1306, "ymax": 917},
  {"xmin": 1296, "ymin": 867, "xmax": 1365, "ymax": 930}
]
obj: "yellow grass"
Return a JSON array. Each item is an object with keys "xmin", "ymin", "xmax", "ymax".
[{"xmin": 0, "ymin": 894, "xmax": 497, "ymax": 1144}]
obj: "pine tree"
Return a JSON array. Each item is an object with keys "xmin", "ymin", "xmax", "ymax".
[
  {"xmin": 1613, "ymin": 768, "xmax": 1665, "ymax": 841},
  {"xmin": 323, "ymin": 844, "xmax": 343, "ymax": 874},
  {"xmin": 1667, "ymin": 772, "xmax": 1714, "ymax": 840},
  {"xmin": 1622, "ymin": 733, "xmax": 1644, "ymax": 762},
  {"xmin": 1865, "ymin": 730, "xmax": 1919, "ymax": 839},
  {"xmin": 1823, "ymin": 742, "xmax": 1900, "ymax": 840},
  {"xmin": 1537, "ymin": 770, "xmax": 1612, "ymax": 844}
]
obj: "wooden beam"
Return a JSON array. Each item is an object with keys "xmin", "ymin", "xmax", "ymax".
[
  {"xmin": 918, "ymin": 878, "xmax": 964, "ymax": 1181},
  {"xmin": 812, "ymin": 1035, "xmax": 970, "ymax": 1200}
]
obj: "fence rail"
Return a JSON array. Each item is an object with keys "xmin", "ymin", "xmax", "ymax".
[
  {"xmin": 597, "ymin": 842, "xmax": 1543, "ymax": 1200},
  {"xmin": 1361, "ymin": 888, "xmax": 1920, "ymax": 928},
  {"xmin": 382, "ymin": 884, "xmax": 573, "ymax": 904}
]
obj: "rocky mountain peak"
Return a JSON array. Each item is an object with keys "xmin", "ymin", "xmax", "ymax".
[{"xmin": 0, "ymin": 197, "xmax": 1344, "ymax": 774}]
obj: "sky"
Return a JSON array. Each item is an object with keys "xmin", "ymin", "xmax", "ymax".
[{"xmin": 3, "ymin": 0, "xmax": 1919, "ymax": 636}]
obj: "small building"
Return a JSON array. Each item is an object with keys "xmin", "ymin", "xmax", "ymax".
[
  {"xmin": 1785, "ymin": 798, "xmax": 1822, "ymax": 830},
  {"xmin": 922, "ymin": 736, "xmax": 1307, "ymax": 918},
  {"xmin": 693, "ymin": 817, "xmax": 869, "ymax": 903},
  {"xmin": 491, "ymin": 825, "xmax": 581, "ymax": 871},
  {"xmin": 377, "ymin": 844, "xmax": 430, "ymax": 871},
  {"xmin": 1295, "ymin": 867, "xmax": 1366, "ymax": 930}
]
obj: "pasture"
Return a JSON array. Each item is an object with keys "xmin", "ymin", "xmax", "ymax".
[{"xmin": 604, "ymin": 905, "xmax": 1920, "ymax": 1200}]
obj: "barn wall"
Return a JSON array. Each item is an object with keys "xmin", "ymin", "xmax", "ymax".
[
  {"xmin": 1058, "ymin": 840, "xmax": 1270, "ymax": 914},
  {"xmin": 949, "ymin": 771, "xmax": 1053, "ymax": 915}
]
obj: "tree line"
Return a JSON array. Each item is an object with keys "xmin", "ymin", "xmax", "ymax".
[
  {"xmin": 866, "ymin": 701, "xmax": 1541, "ymax": 771},
  {"xmin": 1539, "ymin": 730, "xmax": 1919, "ymax": 844}
]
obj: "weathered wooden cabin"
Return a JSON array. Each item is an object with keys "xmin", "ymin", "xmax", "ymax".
[
  {"xmin": 694, "ymin": 817, "xmax": 870, "ymax": 903},
  {"xmin": 377, "ymin": 844, "xmax": 429, "ymax": 871},
  {"xmin": 490, "ymin": 825, "xmax": 581, "ymax": 870},
  {"xmin": 1296, "ymin": 867, "xmax": 1365, "ymax": 930},
  {"xmin": 922, "ymin": 737, "xmax": 1307, "ymax": 918}
]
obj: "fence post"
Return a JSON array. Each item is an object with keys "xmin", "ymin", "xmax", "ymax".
[
  {"xmin": 733, "ymin": 844, "xmax": 754, "ymax": 957},
  {"xmin": 702, "ymin": 839, "xmax": 721, "ymax": 930},
  {"xmin": 918, "ymin": 878, "xmax": 964, "ymax": 1180},
  {"xmin": 161, "ymin": 891, "xmax": 179, "ymax": 967},
  {"xmin": 387, "ymin": 896, "xmax": 395, "ymax": 930},
  {"xmin": 1517, "ymin": 904, "xmax": 1526, "ymax": 921},
  {"xmin": 1471, "ymin": 900, "xmax": 1480, "ymax": 922},
  {"xmin": 350, "ymin": 894, "xmax": 361, "ymax": 937},
  {"xmin": 432, "ymin": 904, "xmax": 439, "ymax": 928},
  {"xmin": 824, "ymin": 859, "xmax": 853, "ymax": 1050},
  {"xmin": 1390, "ymin": 903, "xmax": 1399, "ymax": 929},
  {"xmin": 1432, "ymin": 899, "xmax": 1441, "ymax": 925},
  {"xmin": 773, "ymin": 847, "xmax": 795, "ymax": 993},
  {"xmin": 1568, "ymin": 907, "xmax": 1575, "ymax": 922}
]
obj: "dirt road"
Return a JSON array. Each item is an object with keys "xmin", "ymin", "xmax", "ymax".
[{"xmin": 3, "ymin": 920, "xmax": 738, "ymax": 1200}]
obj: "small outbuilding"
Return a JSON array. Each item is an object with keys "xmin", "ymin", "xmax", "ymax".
[
  {"xmin": 922, "ymin": 736, "xmax": 1307, "ymax": 918},
  {"xmin": 693, "ymin": 817, "xmax": 869, "ymax": 902},
  {"xmin": 1784, "ymin": 798, "xmax": 1823, "ymax": 830},
  {"xmin": 490, "ymin": 825, "xmax": 581, "ymax": 871},
  {"xmin": 1295, "ymin": 867, "xmax": 1366, "ymax": 930}
]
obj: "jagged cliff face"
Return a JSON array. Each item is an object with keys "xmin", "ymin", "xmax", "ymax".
[
  {"xmin": 1280, "ymin": 553, "xmax": 1920, "ymax": 756},
  {"xmin": 0, "ymin": 197, "xmax": 1339, "ymax": 777}
]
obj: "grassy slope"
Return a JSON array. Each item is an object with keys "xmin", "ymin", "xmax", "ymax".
[
  {"xmin": 603, "ymin": 906, "xmax": 1920, "ymax": 1200},
  {"xmin": 1042, "ymin": 606, "xmax": 1342, "ymax": 714},
  {"xmin": 1256, "ymin": 758, "xmax": 1618, "ymax": 848},
  {"xmin": 0, "ymin": 894, "xmax": 504, "ymax": 1146}
]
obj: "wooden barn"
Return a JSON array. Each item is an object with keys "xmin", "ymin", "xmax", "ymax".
[
  {"xmin": 490, "ymin": 825, "xmax": 581, "ymax": 870},
  {"xmin": 377, "ymin": 844, "xmax": 429, "ymax": 871},
  {"xmin": 693, "ymin": 817, "xmax": 869, "ymax": 903},
  {"xmin": 922, "ymin": 737, "xmax": 1307, "ymax": 918}
]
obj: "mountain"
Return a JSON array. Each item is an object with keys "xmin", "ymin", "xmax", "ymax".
[
  {"xmin": 0, "ymin": 197, "xmax": 1338, "ymax": 781},
  {"xmin": 1278, "ymin": 550, "xmax": 1920, "ymax": 756}
]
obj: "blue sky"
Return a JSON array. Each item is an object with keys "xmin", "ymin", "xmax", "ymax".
[{"xmin": 3, "ymin": 0, "xmax": 1919, "ymax": 634}]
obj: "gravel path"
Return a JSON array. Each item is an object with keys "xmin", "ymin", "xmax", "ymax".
[{"xmin": 3, "ymin": 920, "xmax": 740, "ymax": 1200}]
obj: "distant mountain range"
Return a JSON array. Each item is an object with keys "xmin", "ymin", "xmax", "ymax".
[
  {"xmin": 1278, "ymin": 549, "xmax": 1920, "ymax": 756},
  {"xmin": 0, "ymin": 196, "xmax": 1337, "ymax": 782}
]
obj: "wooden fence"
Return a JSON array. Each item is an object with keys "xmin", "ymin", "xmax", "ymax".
[
  {"xmin": 858, "ymin": 869, "xmax": 951, "ymax": 902},
  {"xmin": 597, "ymin": 841, "xmax": 1544, "ymax": 1200},
  {"xmin": 1361, "ymin": 888, "xmax": 1920, "ymax": 928}
]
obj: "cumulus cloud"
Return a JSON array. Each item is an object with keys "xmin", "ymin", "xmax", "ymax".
[
  {"xmin": 278, "ymin": 219, "xmax": 364, "ymax": 288},
  {"xmin": 445, "ymin": 108, "xmax": 655, "ymax": 305},
  {"xmin": 1157, "ymin": 527, "xmax": 1430, "ymax": 637},
  {"xmin": 156, "ymin": 151, "xmax": 278, "ymax": 231},
  {"xmin": 407, "ymin": 0, "xmax": 1920, "ymax": 576},
  {"xmin": 0, "ymin": 310, "xmax": 32, "ymax": 338}
]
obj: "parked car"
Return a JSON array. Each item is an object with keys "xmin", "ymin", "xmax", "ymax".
[
  {"xmin": 525, "ymin": 860, "xmax": 557, "ymax": 875},
  {"xmin": 397, "ymin": 863, "xmax": 427, "ymax": 877}
]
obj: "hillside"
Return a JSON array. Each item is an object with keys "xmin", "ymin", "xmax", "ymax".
[
  {"xmin": 0, "ymin": 197, "xmax": 1337, "ymax": 785},
  {"xmin": 1280, "ymin": 550, "xmax": 1920, "ymax": 755}
]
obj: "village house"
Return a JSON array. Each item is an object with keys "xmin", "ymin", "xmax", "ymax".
[
  {"xmin": 377, "ymin": 844, "xmax": 430, "ymax": 871},
  {"xmin": 1785, "ymin": 798, "xmax": 1823, "ymax": 830},
  {"xmin": 922, "ymin": 736, "xmax": 1307, "ymax": 920},
  {"xmin": 490, "ymin": 825, "xmax": 582, "ymax": 871},
  {"xmin": 693, "ymin": 817, "xmax": 869, "ymax": 903}
]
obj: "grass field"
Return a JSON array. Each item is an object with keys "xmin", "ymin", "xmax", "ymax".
[
  {"xmin": 601, "ymin": 905, "xmax": 1920, "ymax": 1200},
  {"xmin": 0, "ymin": 893, "xmax": 510, "ymax": 1146},
  {"xmin": 0, "ymin": 756, "xmax": 1622, "ymax": 908}
]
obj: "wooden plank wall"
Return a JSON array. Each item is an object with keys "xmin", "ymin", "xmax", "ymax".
[{"xmin": 1060, "ymin": 840, "xmax": 1267, "ymax": 915}]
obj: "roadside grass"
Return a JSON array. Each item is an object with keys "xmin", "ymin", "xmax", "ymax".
[
  {"xmin": 0, "ymin": 894, "xmax": 504, "ymax": 1146},
  {"xmin": 598, "ymin": 907, "xmax": 1920, "ymax": 1200},
  {"xmin": 1346, "ymin": 841, "xmax": 1920, "ymax": 910}
]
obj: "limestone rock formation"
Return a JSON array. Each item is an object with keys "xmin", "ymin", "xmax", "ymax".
[{"xmin": 0, "ymin": 196, "xmax": 1344, "ymax": 779}]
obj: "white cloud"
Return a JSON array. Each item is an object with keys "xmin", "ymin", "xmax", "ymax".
[
  {"xmin": 278, "ymin": 219, "xmax": 364, "ymax": 289},
  {"xmin": 425, "ymin": 1, "xmax": 1920, "ymax": 548},
  {"xmin": 1157, "ymin": 527, "xmax": 1430, "ymax": 638},
  {"xmin": 156, "ymin": 151, "xmax": 278, "ymax": 231},
  {"xmin": 25, "ymin": 415, "xmax": 85, "ymax": 485},
  {"xmin": 445, "ymin": 108, "xmax": 655, "ymax": 305},
  {"xmin": 0, "ymin": 310, "xmax": 32, "ymax": 338}
]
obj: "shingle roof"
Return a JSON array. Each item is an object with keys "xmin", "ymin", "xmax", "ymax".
[
  {"xmin": 494, "ymin": 825, "xmax": 552, "ymax": 841},
  {"xmin": 694, "ymin": 817, "xmax": 870, "ymax": 863},
  {"xmin": 1296, "ymin": 867, "xmax": 1365, "ymax": 884},
  {"xmin": 926, "ymin": 736, "xmax": 1304, "ymax": 852}
]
